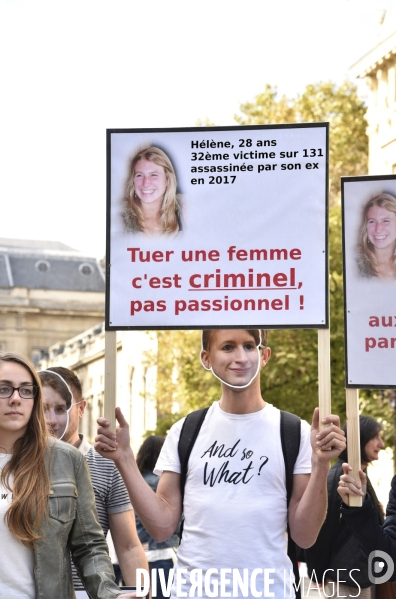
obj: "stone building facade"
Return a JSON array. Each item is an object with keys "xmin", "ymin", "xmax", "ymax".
[
  {"xmin": 39, "ymin": 324, "xmax": 157, "ymax": 451},
  {"xmin": 350, "ymin": 11, "xmax": 396, "ymax": 174},
  {"xmin": 0, "ymin": 238, "xmax": 105, "ymax": 363},
  {"xmin": 0, "ymin": 237, "xmax": 158, "ymax": 446}
]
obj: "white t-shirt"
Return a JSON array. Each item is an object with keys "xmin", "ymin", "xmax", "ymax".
[
  {"xmin": 0, "ymin": 454, "xmax": 35, "ymax": 598},
  {"xmin": 155, "ymin": 402, "xmax": 311, "ymax": 599}
]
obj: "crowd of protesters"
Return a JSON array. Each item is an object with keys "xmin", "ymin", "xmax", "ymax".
[{"xmin": 1, "ymin": 329, "xmax": 395, "ymax": 599}]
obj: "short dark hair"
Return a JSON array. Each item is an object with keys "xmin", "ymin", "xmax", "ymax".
[
  {"xmin": 339, "ymin": 415, "xmax": 383, "ymax": 464},
  {"xmin": 136, "ymin": 435, "xmax": 165, "ymax": 474},
  {"xmin": 39, "ymin": 366, "xmax": 82, "ymax": 405},
  {"xmin": 201, "ymin": 329, "xmax": 268, "ymax": 352}
]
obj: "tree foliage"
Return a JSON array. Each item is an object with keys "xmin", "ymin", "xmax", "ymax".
[
  {"xmin": 235, "ymin": 85, "xmax": 295, "ymax": 126},
  {"xmin": 145, "ymin": 330, "xmax": 220, "ymax": 436},
  {"xmin": 235, "ymin": 81, "xmax": 368, "ymax": 201},
  {"xmin": 259, "ymin": 204, "xmax": 346, "ymax": 424}
]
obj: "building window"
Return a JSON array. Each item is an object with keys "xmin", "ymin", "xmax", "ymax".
[
  {"xmin": 35, "ymin": 260, "xmax": 50, "ymax": 273},
  {"xmin": 79, "ymin": 263, "xmax": 93, "ymax": 276},
  {"xmin": 31, "ymin": 347, "xmax": 48, "ymax": 365}
]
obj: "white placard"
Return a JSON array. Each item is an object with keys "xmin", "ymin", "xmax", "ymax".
[
  {"xmin": 343, "ymin": 175, "xmax": 396, "ymax": 388},
  {"xmin": 106, "ymin": 125, "xmax": 328, "ymax": 329}
]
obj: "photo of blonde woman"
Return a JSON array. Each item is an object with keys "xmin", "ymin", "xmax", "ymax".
[
  {"xmin": 357, "ymin": 192, "xmax": 396, "ymax": 279},
  {"xmin": 122, "ymin": 146, "xmax": 182, "ymax": 236}
]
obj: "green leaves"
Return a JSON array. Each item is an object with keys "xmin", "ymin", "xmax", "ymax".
[
  {"xmin": 144, "ymin": 330, "xmax": 220, "ymax": 436},
  {"xmin": 235, "ymin": 80, "xmax": 368, "ymax": 202}
]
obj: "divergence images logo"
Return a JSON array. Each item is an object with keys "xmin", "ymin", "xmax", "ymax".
[{"xmin": 368, "ymin": 550, "xmax": 394, "ymax": 584}]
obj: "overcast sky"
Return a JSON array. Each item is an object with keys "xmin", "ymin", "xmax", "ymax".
[{"xmin": 1, "ymin": 0, "xmax": 393, "ymax": 258}]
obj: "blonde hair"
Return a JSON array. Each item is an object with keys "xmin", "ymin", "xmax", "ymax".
[
  {"xmin": 357, "ymin": 193, "xmax": 396, "ymax": 277},
  {"xmin": 122, "ymin": 146, "xmax": 181, "ymax": 234},
  {"xmin": 0, "ymin": 353, "xmax": 50, "ymax": 547}
]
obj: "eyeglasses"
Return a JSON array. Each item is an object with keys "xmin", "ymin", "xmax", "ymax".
[{"xmin": 0, "ymin": 384, "xmax": 38, "ymax": 400}]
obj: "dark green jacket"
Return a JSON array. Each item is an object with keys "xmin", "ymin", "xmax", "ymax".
[{"xmin": 34, "ymin": 439, "xmax": 122, "ymax": 599}]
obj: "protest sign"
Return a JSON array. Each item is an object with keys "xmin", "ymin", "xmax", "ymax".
[
  {"xmin": 106, "ymin": 125, "xmax": 328, "ymax": 330},
  {"xmin": 342, "ymin": 175, "xmax": 396, "ymax": 388}
]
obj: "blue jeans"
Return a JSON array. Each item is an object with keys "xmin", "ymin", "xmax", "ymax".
[
  {"xmin": 113, "ymin": 563, "xmax": 123, "ymax": 585},
  {"xmin": 149, "ymin": 558, "xmax": 174, "ymax": 599}
]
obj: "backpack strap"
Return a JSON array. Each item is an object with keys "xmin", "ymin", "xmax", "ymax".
[
  {"xmin": 280, "ymin": 410, "xmax": 301, "ymax": 506},
  {"xmin": 178, "ymin": 407, "xmax": 209, "ymax": 503},
  {"xmin": 280, "ymin": 409, "xmax": 302, "ymax": 599}
]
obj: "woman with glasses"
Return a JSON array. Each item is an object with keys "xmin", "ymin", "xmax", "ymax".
[{"xmin": 0, "ymin": 352, "xmax": 136, "ymax": 599}]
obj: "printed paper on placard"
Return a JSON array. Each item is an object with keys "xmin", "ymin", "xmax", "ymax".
[
  {"xmin": 106, "ymin": 125, "xmax": 328, "ymax": 330},
  {"xmin": 343, "ymin": 175, "xmax": 396, "ymax": 388}
]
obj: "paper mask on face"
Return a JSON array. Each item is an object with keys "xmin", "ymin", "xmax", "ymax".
[
  {"xmin": 39, "ymin": 369, "xmax": 73, "ymax": 441},
  {"xmin": 200, "ymin": 330, "xmax": 262, "ymax": 389}
]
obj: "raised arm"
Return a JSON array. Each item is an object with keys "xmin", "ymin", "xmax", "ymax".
[
  {"xmin": 95, "ymin": 407, "xmax": 182, "ymax": 542},
  {"xmin": 288, "ymin": 408, "xmax": 346, "ymax": 548}
]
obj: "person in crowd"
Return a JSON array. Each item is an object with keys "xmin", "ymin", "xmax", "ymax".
[
  {"xmin": 39, "ymin": 366, "xmax": 148, "ymax": 593},
  {"xmin": 303, "ymin": 415, "xmax": 384, "ymax": 598},
  {"xmin": 338, "ymin": 433, "xmax": 396, "ymax": 583},
  {"xmin": 95, "ymin": 328, "xmax": 346, "ymax": 599},
  {"xmin": 135, "ymin": 435, "xmax": 179, "ymax": 599},
  {"xmin": 122, "ymin": 146, "xmax": 182, "ymax": 236},
  {"xmin": 357, "ymin": 192, "xmax": 396, "ymax": 279},
  {"xmin": 0, "ymin": 352, "xmax": 135, "ymax": 598}
]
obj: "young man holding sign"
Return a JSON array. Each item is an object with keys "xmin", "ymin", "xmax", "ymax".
[{"xmin": 95, "ymin": 329, "xmax": 345, "ymax": 598}]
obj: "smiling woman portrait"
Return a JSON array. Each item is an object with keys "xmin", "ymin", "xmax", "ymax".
[
  {"xmin": 122, "ymin": 146, "xmax": 182, "ymax": 236},
  {"xmin": 357, "ymin": 192, "xmax": 396, "ymax": 279}
]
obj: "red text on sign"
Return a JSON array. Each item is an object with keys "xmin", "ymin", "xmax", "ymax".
[{"xmin": 132, "ymin": 274, "xmax": 182, "ymax": 289}]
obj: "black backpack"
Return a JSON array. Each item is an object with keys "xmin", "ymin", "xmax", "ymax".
[{"xmin": 178, "ymin": 407, "xmax": 302, "ymax": 599}]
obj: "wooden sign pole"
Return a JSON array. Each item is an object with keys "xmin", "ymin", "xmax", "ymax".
[
  {"xmin": 346, "ymin": 388, "xmax": 362, "ymax": 507},
  {"xmin": 318, "ymin": 328, "xmax": 331, "ymax": 427},
  {"xmin": 104, "ymin": 330, "xmax": 117, "ymax": 426}
]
